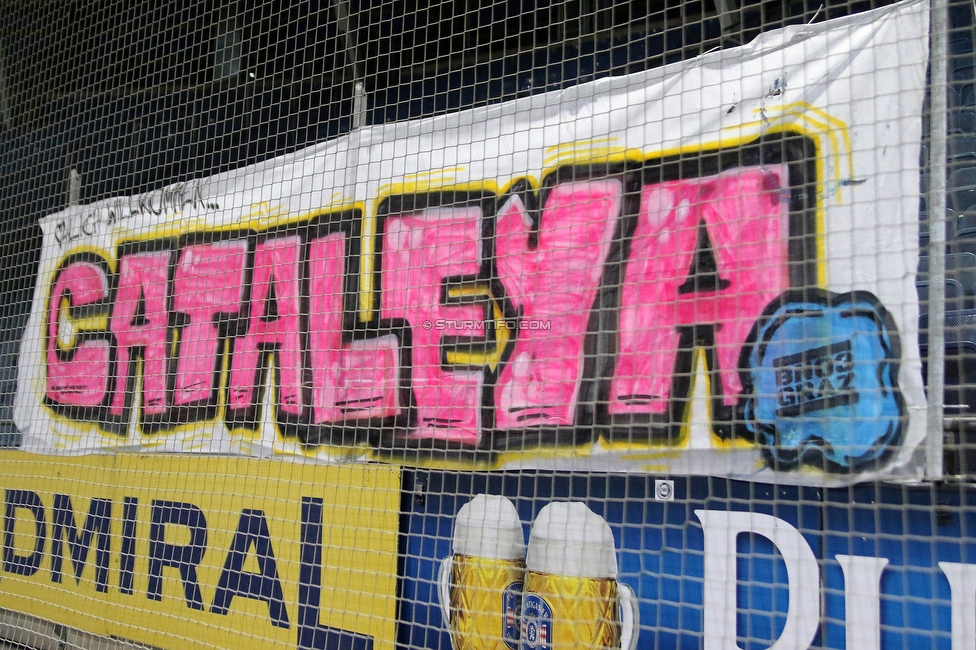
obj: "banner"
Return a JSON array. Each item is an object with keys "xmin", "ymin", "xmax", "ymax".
[
  {"xmin": 0, "ymin": 451, "xmax": 400, "ymax": 650},
  {"xmin": 15, "ymin": 0, "xmax": 930, "ymax": 483}
]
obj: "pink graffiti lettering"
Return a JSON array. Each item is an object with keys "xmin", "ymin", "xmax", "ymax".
[
  {"xmin": 380, "ymin": 208, "xmax": 485, "ymax": 443},
  {"xmin": 229, "ymin": 236, "xmax": 305, "ymax": 419},
  {"xmin": 308, "ymin": 233, "xmax": 400, "ymax": 423},
  {"xmin": 494, "ymin": 180, "xmax": 622, "ymax": 428},
  {"xmin": 609, "ymin": 166, "xmax": 789, "ymax": 416},
  {"xmin": 42, "ymin": 162, "xmax": 803, "ymax": 448},
  {"xmin": 109, "ymin": 250, "xmax": 171, "ymax": 418},
  {"xmin": 171, "ymin": 240, "xmax": 248, "ymax": 408},
  {"xmin": 45, "ymin": 258, "xmax": 111, "ymax": 408}
]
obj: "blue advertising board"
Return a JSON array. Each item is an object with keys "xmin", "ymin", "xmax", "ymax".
[{"xmin": 400, "ymin": 471, "xmax": 976, "ymax": 649}]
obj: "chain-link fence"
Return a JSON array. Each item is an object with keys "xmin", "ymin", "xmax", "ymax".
[{"xmin": 0, "ymin": 1, "xmax": 973, "ymax": 649}]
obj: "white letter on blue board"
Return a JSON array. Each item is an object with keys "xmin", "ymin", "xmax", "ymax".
[
  {"xmin": 939, "ymin": 561, "xmax": 976, "ymax": 650},
  {"xmin": 836, "ymin": 554, "xmax": 887, "ymax": 650},
  {"xmin": 696, "ymin": 509, "xmax": 820, "ymax": 650}
]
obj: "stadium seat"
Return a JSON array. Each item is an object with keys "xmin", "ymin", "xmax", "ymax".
[
  {"xmin": 919, "ymin": 252, "xmax": 976, "ymax": 297},
  {"xmin": 956, "ymin": 209, "xmax": 976, "ymax": 232},
  {"xmin": 950, "ymin": 166, "xmax": 976, "ymax": 211},
  {"xmin": 919, "ymin": 308, "xmax": 976, "ymax": 418},
  {"xmin": 949, "ymin": 208, "xmax": 961, "ymax": 241},
  {"xmin": 953, "ymin": 224, "xmax": 976, "ymax": 256},
  {"xmin": 920, "ymin": 209, "xmax": 958, "ymax": 252},
  {"xmin": 917, "ymin": 277, "xmax": 968, "ymax": 313},
  {"xmin": 950, "ymin": 109, "xmax": 976, "ymax": 133},
  {"xmin": 950, "ymin": 134, "xmax": 976, "ymax": 161},
  {"xmin": 958, "ymin": 83, "xmax": 975, "ymax": 106},
  {"xmin": 953, "ymin": 34, "xmax": 975, "ymax": 54},
  {"xmin": 954, "ymin": 66, "xmax": 976, "ymax": 85}
]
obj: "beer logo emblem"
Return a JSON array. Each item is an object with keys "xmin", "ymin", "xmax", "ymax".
[
  {"xmin": 520, "ymin": 593, "xmax": 552, "ymax": 649},
  {"xmin": 503, "ymin": 581, "xmax": 523, "ymax": 648}
]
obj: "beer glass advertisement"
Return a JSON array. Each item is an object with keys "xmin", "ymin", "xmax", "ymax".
[
  {"xmin": 14, "ymin": 0, "xmax": 930, "ymax": 485},
  {"xmin": 401, "ymin": 471, "xmax": 976, "ymax": 650}
]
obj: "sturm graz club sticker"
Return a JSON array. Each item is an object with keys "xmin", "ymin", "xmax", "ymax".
[{"xmin": 740, "ymin": 289, "xmax": 905, "ymax": 472}]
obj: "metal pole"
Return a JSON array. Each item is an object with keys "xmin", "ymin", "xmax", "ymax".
[
  {"xmin": 68, "ymin": 168, "xmax": 80, "ymax": 207},
  {"xmin": 0, "ymin": 44, "xmax": 12, "ymax": 130},
  {"xmin": 333, "ymin": 0, "xmax": 367, "ymax": 132},
  {"xmin": 926, "ymin": 0, "xmax": 949, "ymax": 480},
  {"xmin": 713, "ymin": 0, "xmax": 741, "ymax": 40}
]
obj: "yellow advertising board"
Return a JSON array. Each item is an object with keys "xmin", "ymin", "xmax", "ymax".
[{"xmin": 0, "ymin": 451, "xmax": 400, "ymax": 650}]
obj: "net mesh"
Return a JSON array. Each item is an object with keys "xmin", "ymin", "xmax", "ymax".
[{"xmin": 0, "ymin": 1, "xmax": 971, "ymax": 650}]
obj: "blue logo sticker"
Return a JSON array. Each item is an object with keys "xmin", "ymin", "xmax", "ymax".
[
  {"xmin": 741, "ymin": 289, "xmax": 905, "ymax": 472},
  {"xmin": 520, "ymin": 593, "xmax": 552, "ymax": 650}
]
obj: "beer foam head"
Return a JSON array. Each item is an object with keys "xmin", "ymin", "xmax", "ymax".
[
  {"xmin": 526, "ymin": 502, "xmax": 618, "ymax": 578},
  {"xmin": 453, "ymin": 494, "xmax": 525, "ymax": 560}
]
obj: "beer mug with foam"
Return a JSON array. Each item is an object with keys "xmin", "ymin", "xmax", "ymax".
[
  {"xmin": 520, "ymin": 502, "xmax": 639, "ymax": 650},
  {"xmin": 438, "ymin": 494, "xmax": 526, "ymax": 650}
]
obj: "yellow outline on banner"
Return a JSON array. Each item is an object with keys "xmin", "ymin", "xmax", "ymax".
[
  {"xmin": 402, "ymin": 166, "xmax": 466, "ymax": 182},
  {"xmin": 442, "ymin": 283, "xmax": 511, "ymax": 372},
  {"xmin": 543, "ymin": 138, "xmax": 647, "ymax": 169}
]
